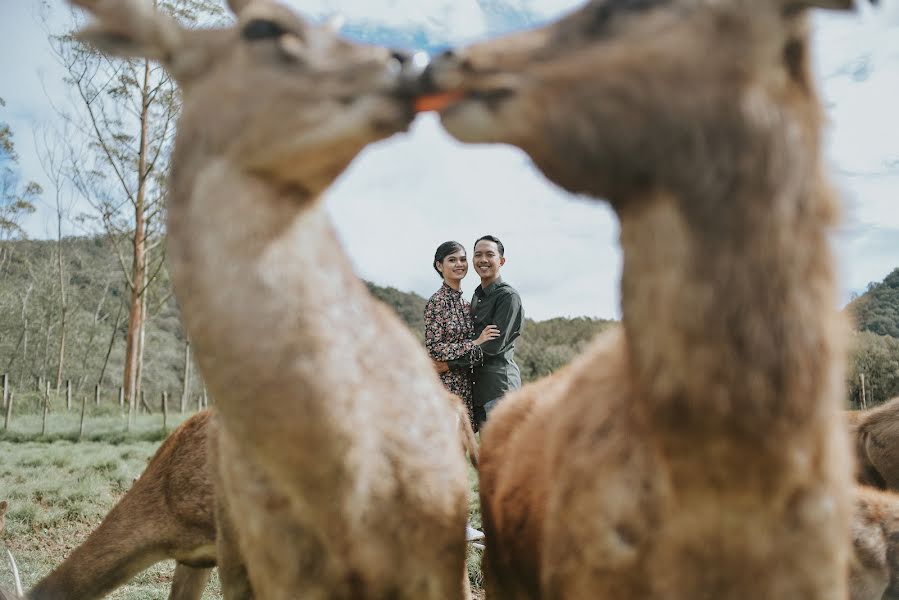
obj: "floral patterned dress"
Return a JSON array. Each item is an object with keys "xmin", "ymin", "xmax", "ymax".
[{"xmin": 424, "ymin": 282, "xmax": 480, "ymax": 429}]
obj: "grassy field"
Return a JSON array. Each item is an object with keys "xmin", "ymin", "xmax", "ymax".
[{"xmin": 0, "ymin": 408, "xmax": 485, "ymax": 598}]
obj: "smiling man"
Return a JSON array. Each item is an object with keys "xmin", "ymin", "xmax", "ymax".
[{"xmin": 447, "ymin": 234, "xmax": 524, "ymax": 427}]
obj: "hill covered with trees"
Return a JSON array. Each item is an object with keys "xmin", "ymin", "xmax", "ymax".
[
  {"xmin": 849, "ymin": 268, "xmax": 899, "ymax": 338},
  {"xmin": 1, "ymin": 236, "xmax": 896, "ymax": 409}
]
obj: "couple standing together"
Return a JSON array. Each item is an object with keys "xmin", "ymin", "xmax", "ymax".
[{"xmin": 425, "ymin": 235, "xmax": 524, "ymax": 431}]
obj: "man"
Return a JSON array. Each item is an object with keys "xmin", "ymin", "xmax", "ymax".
[{"xmin": 439, "ymin": 235, "xmax": 524, "ymax": 428}]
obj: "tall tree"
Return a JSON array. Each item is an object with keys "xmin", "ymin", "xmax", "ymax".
[{"xmin": 45, "ymin": 0, "xmax": 223, "ymax": 423}]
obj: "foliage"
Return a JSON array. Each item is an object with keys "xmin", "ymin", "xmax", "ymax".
[
  {"xmin": 847, "ymin": 330, "xmax": 899, "ymax": 409},
  {"xmin": 0, "ymin": 97, "xmax": 40, "ymax": 242},
  {"xmin": 849, "ymin": 268, "xmax": 899, "ymax": 338}
]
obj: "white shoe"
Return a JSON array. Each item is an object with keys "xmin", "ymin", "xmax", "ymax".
[{"xmin": 466, "ymin": 523, "xmax": 485, "ymax": 542}]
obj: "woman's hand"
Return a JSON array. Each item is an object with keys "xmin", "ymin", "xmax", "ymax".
[{"xmin": 474, "ymin": 324, "xmax": 500, "ymax": 346}]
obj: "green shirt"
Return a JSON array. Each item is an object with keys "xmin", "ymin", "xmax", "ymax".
[{"xmin": 447, "ymin": 277, "xmax": 523, "ymax": 406}]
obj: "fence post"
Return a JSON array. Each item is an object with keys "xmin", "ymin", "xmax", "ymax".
[
  {"xmin": 162, "ymin": 391, "xmax": 169, "ymax": 434},
  {"xmin": 3, "ymin": 390, "xmax": 12, "ymax": 431},
  {"xmin": 95, "ymin": 384, "xmax": 101, "ymax": 407},
  {"xmin": 79, "ymin": 393, "xmax": 88, "ymax": 441},
  {"xmin": 41, "ymin": 385, "xmax": 50, "ymax": 436},
  {"xmin": 860, "ymin": 373, "xmax": 867, "ymax": 410},
  {"xmin": 181, "ymin": 341, "xmax": 191, "ymax": 415},
  {"xmin": 66, "ymin": 380, "xmax": 72, "ymax": 411}
]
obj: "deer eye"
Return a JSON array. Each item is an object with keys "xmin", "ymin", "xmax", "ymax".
[{"xmin": 242, "ymin": 19, "xmax": 289, "ymax": 41}]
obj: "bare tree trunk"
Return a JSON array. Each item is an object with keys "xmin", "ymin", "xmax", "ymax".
[
  {"xmin": 98, "ymin": 299, "xmax": 124, "ymax": 391},
  {"xmin": 95, "ymin": 384, "xmax": 100, "ymax": 407},
  {"xmin": 123, "ymin": 58, "xmax": 152, "ymax": 427},
  {"xmin": 53, "ymin": 200, "xmax": 68, "ymax": 397},
  {"xmin": 2, "ymin": 373, "xmax": 7, "ymax": 411},
  {"xmin": 5, "ymin": 283, "xmax": 33, "ymax": 374},
  {"xmin": 133, "ymin": 259, "xmax": 149, "ymax": 424},
  {"xmin": 66, "ymin": 379, "xmax": 72, "ymax": 411}
]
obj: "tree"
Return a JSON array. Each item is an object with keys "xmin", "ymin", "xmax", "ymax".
[
  {"xmin": 0, "ymin": 97, "xmax": 40, "ymax": 244},
  {"xmin": 45, "ymin": 0, "xmax": 223, "ymax": 425}
]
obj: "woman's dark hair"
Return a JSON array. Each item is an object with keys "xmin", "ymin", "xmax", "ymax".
[{"xmin": 433, "ymin": 241, "xmax": 465, "ymax": 278}]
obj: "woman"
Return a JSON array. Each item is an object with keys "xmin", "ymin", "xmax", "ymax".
[{"xmin": 424, "ymin": 241, "xmax": 499, "ymax": 432}]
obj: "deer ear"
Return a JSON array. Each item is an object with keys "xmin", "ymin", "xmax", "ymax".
[{"xmin": 72, "ymin": 0, "xmax": 182, "ymax": 62}]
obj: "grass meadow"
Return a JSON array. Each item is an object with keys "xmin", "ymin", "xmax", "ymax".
[{"xmin": 0, "ymin": 400, "xmax": 485, "ymax": 598}]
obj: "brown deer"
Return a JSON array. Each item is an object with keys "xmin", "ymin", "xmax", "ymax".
[
  {"xmin": 850, "ymin": 485, "xmax": 899, "ymax": 600},
  {"xmin": 25, "ymin": 412, "xmax": 219, "ymax": 600},
  {"xmin": 68, "ymin": 2, "xmax": 471, "ymax": 594},
  {"xmin": 23, "ymin": 391, "xmax": 479, "ymax": 599},
  {"xmin": 419, "ymin": 0, "xmax": 864, "ymax": 597},
  {"xmin": 849, "ymin": 397, "xmax": 899, "ymax": 489}
]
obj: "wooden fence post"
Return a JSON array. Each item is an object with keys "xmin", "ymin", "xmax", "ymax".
[
  {"xmin": 41, "ymin": 385, "xmax": 50, "ymax": 436},
  {"xmin": 79, "ymin": 393, "xmax": 88, "ymax": 441},
  {"xmin": 3, "ymin": 390, "xmax": 12, "ymax": 431},
  {"xmin": 181, "ymin": 341, "xmax": 191, "ymax": 415},
  {"xmin": 66, "ymin": 380, "xmax": 72, "ymax": 411},
  {"xmin": 860, "ymin": 373, "xmax": 867, "ymax": 410},
  {"xmin": 162, "ymin": 391, "xmax": 169, "ymax": 433}
]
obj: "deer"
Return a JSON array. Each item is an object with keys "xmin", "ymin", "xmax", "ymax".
[
  {"xmin": 69, "ymin": 0, "xmax": 472, "ymax": 597},
  {"xmin": 417, "ymin": 0, "xmax": 866, "ymax": 597},
  {"xmin": 25, "ymin": 411, "xmax": 219, "ymax": 600},
  {"xmin": 23, "ymin": 391, "xmax": 479, "ymax": 599},
  {"xmin": 848, "ymin": 397, "xmax": 899, "ymax": 490},
  {"xmin": 850, "ymin": 485, "xmax": 899, "ymax": 600}
]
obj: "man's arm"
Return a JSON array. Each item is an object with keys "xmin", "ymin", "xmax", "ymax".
[{"xmin": 477, "ymin": 291, "xmax": 523, "ymax": 357}]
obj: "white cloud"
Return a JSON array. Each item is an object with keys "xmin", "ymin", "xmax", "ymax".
[{"xmin": 1, "ymin": 0, "xmax": 897, "ymax": 320}]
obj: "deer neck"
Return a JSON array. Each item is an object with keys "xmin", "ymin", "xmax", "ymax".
[
  {"xmin": 165, "ymin": 159, "xmax": 366, "ymax": 403},
  {"xmin": 616, "ymin": 172, "xmax": 844, "ymax": 442}
]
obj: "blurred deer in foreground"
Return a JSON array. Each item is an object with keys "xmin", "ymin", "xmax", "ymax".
[
  {"xmin": 419, "ymin": 0, "xmax": 869, "ymax": 597},
  {"xmin": 848, "ymin": 397, "xmax": 899, "ymax": 490},
  {"xmin": 24, "ymin": 391, "xmax": 480, "ymax": 599},
  {"xmin": 69, "ymin": 0, "xmax": 471, "ymax": 597}
]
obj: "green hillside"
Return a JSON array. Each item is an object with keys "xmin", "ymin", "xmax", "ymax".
[
  {"xmin": 1, "ymin": 236, "xmax": 896, "ymax": 408},
  {"xmin": 849, "ymin": 268, "xmax": 899, "ymax": 338}
]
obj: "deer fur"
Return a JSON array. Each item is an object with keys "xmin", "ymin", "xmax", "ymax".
[
  {"xmin": 849, "ymin": 397, "xmax": 899, "ymax": 490},
  {"xmin": 850, "ymin": 485, "xmax": 899, "ymax": 600},
  {"xmin": 23, "ymin": 390, "xmax": 477, "ymax": 599},
  {"xmin": 70, "ymin": 0, "xmax": 471, "ymax": 597},
  {"xmin": 27, "ymin": 412, "xmax": 219, "ymax": 600},
  {"xmin": 422, "ymin": 0, "xmax": 861, "ymax": 597}
]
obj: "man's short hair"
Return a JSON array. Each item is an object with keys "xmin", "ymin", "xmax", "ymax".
[{"xmin": 474, "ymin": 235, "xmax": 504, "ymax": 257}]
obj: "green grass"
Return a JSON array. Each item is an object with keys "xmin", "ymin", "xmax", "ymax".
[{"xmin": 0, "ymin": 413, "xmax": 485, "ymax": 598}]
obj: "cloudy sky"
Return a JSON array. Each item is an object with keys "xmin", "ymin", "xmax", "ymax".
[{"xmin": 1, "ymin": 0, "xmax": 897, "ymax": 321}]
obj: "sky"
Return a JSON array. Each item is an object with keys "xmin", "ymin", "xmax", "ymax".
[{"xmin": 0, "ymin": 0, "xmax": 897, "ymax": 321}]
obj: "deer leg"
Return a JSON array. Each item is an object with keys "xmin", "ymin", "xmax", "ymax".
[{"xmin": 168, "ymin": 564, "xmax": 212, "ymax": 600}]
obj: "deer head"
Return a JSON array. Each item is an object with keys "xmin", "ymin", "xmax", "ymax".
[
  {"xmin": 71, "ymin": 0, "xmax": 417, "ymax": 193},
  {"xmin": 421, "ymin": 0, "xmax": 871, "ymax": 204}
]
